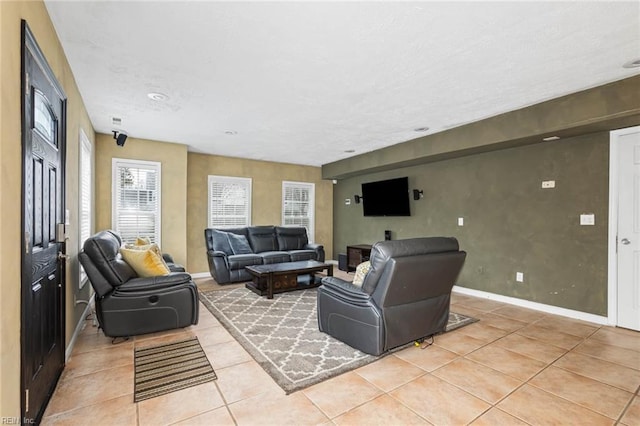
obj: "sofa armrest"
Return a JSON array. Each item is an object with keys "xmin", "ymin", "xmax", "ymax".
[
  {"xmin": 320, "ymin": 276, "xmax": 371, "ymax": 304},
  {"xmin": 305, "ymin": 243, "xmax": 325, "ymax": 262},
  {"xmin": 79, "ymin": 252, "xmax": 114, "ymax": 299},
  {"xmin": 206, "ymin": 250, "xmax": 231, "ymax": 284},
  {"xmin": 117, "ymin": 272, "xmax": 193, "ymax": 292},
  {"xmin": 162, "ymin": 253, "xmax": 175, "ymax": 263},
  {"xmin": 208, "ymin": 250, "xmax": 227, "ymax": 258}
]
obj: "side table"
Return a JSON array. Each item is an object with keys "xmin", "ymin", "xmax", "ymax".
[{"xmin": 346, "ymin": 244, "xmax": 372, "ymax": 272}]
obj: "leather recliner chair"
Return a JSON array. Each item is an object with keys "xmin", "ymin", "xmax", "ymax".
[
  {"xmin": 317, "ymin": 237, "xmax": 466, "ymax": 355},
  {"xmin": 79, "ymin": 230, "xmax": 199, "ymax": 337}
]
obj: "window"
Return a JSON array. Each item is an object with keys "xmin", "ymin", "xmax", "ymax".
[
  {"xmin": 282, "ymin": 181, "xmax": 315, "ymax": 242},
  {"xmin": 112, "ymin": 159, "xmax": 161, "ymax": 245},
  {"xmin": 208, "ymin": 175, "xmax": 252, "ymax": 228},
  {"xmin": 78, "ymin": 129, "xmax": 92, "ymax": 288}
]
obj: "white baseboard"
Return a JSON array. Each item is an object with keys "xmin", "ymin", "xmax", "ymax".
[
  {"xmin": 65, "ymin": 294, "xmax": 95, "ymax": 362},
  {"xmin": 452, "ymin": 286, "xmax": 609, "ymax": 325},
  {"xmin": 190, "ymin": 272, "xmax": 211, "ymax": 279}
]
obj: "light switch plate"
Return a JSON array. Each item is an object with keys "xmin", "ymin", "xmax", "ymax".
[
  {"xmin": 580, "ymin": 214, "xmax": 595, "ymax": 225},
  {"xmin": 344, "ymin": 198, "xmax": 351, "ymax": 205},
  {"xmin": 542, "ymin": 180, "xmax": 556, "ymax": 189},
  {"xmin": 458, "ymin": 217, "xmax": 464, "ymax": 226},
  {"xmin": 516, "ymin": 272, "xmax": 524, "ymax": 282}
]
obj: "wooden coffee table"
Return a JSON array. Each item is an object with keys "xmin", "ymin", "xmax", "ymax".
[{"xmin": 245, "ymin": 260, "xmax": 333, "ymax": 299}]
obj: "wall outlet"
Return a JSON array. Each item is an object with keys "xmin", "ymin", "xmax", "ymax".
[
  {"xmin": 580, "ymin": 214, "xmax": 595, "ymax": 225},
  {"xmin": 344, "ymin": 198, "xmax": 351, "ymax": 205},
  {"xmin": 458, "ymin": 217, "xmax": 464, "ymax": 226},
  {"xmin": 541, "ymin": 180, "xmax": 555, "ymax": 189},
  {"xmin": 516, "ymin": 272, "xmax": 524, "ymax": 282}
]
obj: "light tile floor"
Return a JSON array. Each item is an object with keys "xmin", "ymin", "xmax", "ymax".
[{"xmin": 42, "ymin": 276, "xmax": 640, "ymax": 426}]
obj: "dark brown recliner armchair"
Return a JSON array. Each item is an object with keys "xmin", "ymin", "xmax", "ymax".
[
  {"xmin": 317, "ymin": 237, "xmax": 466, "ymax": 355},
  {"xmin": 79, "ymin": 230, "xmax": 199, "ymax": 337}
]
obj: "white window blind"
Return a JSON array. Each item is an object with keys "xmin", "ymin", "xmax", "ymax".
[
  {"xmin": 282, "ymin": 181, "xmax": 315, "ymax": 242},
  {"xmin": 208, "ymin": 175, "xmax": 252, "ymax": 228},
  {"xmin": 112, "ymin": 159, "xmax": 161, "ymax": 245},
  {"xmin": 79, "ymin": 129, "xmax": 92, "ymax": 288}
]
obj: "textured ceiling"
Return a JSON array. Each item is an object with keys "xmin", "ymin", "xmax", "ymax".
[{"xmin": 45, "ymin": 1, "xmax": 640, "ymax": 167}]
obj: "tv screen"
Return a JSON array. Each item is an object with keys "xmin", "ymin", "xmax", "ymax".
[{"xmin": 361, "ymin": 177, "xmax": 411, "ymax": 216}]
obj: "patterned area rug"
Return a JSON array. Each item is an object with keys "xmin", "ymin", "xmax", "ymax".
[
  {"xmin": 200, "ymin": 288, "xmax": 477, "ymax": 394},
  {"xmin": 134, "ymin": 337, "xmax": 217, "ymax": 402}
]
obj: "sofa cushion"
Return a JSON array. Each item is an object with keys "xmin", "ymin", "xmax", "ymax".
[
  {"xmin": 275, "ymin": 226, "xmax": 308, "ymax": 251},
  {"xmin": 211, "ymin": 230, "xmax": 234, "ymax": 255},
  {"xmin": 227, "ymin": 254, "xmax": 263, "ymax": 270},
  {"xmin": 260, "ymin": 251, "xmax": 291, "ymax": 264},
  {"xmin": 288, "ymin": 249, "xmax": 317, "ymax": 262},
  {"xmin": 227, "ymin": 233, "xmax": 253, "ymax": 255},
  {"xmin": 83, "ymin": 230, "xmax": 136, "ymax": 285},
  {"xmin": 247, "ymin": 226, "xmax": 278, "ymax": 253}
]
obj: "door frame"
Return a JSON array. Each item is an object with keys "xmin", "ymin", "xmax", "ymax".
[
  {"xmin": 20, "ymin": 20, "xmax": 67, "ymax": 423},
  {"xmin": 607, "ymin": 125, "xmax": 640, "ymax": 326}
]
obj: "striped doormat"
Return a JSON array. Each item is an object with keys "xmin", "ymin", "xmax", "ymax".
[{"xmin": 134, "ymin": 337, "xmax": 217, "ymax": 402}]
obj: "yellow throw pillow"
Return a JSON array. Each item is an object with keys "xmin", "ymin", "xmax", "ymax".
[
  {"xmin": 352, "ymin": 261, "xmax": 371, "ymax": 287},
  {"xmin": 124, "ymin": 243, "xmax": 170, "ymax": 271},
  {"xmin": 135, "ymin": 236, "xmax": 152, "ymax": 246},
  {"xmin": 120, "ymin": 246, "xmax": 170, "ymax": 277}
]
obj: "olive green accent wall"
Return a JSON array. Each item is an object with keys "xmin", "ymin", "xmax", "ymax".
[
  {"xmin": 187, "ymin": 153, "xmax": 333, "ymax": 274},
  {"xmin": 333, "ymin": 132, "xmax": 609, "ymax": 315},
  {"xmin": 94, "ymin": 134, "xmax": 189, "ymax": 265},
  {"xmin": 1, "ymin": 0, "xmax": 95, "ymax": 417},
  {"xmin": 323, "ymin": 76, "xmax": 640, "ymax": 180}
]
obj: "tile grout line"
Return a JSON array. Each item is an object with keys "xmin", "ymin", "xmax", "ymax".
[
  {"xmin": 443, "ymin": 304, "xmax": 593, "ymax": 424},
  {"xmin": 614, "ymin": 383, "xmax": 640, "ymax": 425},
  {"xmin": 212, "ymin": 377, "xmax": 239, "ymax": 426},
  {"xmin": 499, "ymin": 324, "xmax": 634, "ymax": 422}
]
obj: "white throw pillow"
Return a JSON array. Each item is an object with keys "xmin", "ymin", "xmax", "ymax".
[{"xmin": 352, "ymin": 261, "xmax": 371, "ymax": 287}]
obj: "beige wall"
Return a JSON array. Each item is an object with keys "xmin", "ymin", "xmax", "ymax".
[
  {"xmin": 94, "ymin": 138, "xmax": 334, "ymax": 274},
  {"xmin": 187, "ymin": 153, "xmax": 334, "ymax": 273},
  {"xmin": 94, "ymin": 134, "xmax": 189, "ymax": 265},
  {"xmin": 1, "ymin": 0, "xmax": 95, "ymax": 418}
]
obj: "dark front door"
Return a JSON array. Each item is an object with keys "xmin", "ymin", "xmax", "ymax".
[{"xmin": 21, "ymin": 21, "xmax": 67, "ymax": 424}]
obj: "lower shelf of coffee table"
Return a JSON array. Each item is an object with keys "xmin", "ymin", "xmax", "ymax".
[{"xmin": 245, "ymin": 274, "xmax": 323, "ymax": 297}]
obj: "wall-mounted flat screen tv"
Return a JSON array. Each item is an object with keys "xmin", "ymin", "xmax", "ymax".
[{"xmin": 361, "ymin": 177, "xmax": 411, "ymax": 216}]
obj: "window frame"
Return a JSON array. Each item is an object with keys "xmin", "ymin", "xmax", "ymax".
[
  {"xmin": 207, "ymin": 175, "xmax": 252, "ymax": 229},
  {"xmin": 78, "ymin": 128, "xmax": 92, "ymax": 288},
  {"xmin": 111, "ymin": 158, "xmax": 162, "ymax": 245},
  {"xmin": 281, "ymin": 181, "xmax": 315, "ymax": 242}
]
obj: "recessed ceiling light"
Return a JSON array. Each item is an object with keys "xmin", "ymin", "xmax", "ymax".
[
  {"xmin": 147, "ymin": 92, "xmax": 169, "ymax": 101},
  {"xmin": 224, "ymin": 130, "xmax": 237, "ymax": 135},
  {"xmin": 344, "ymin": 149, "xmax": 355, "ymax": 153},
  {"xmin": 623, "ymin": 58, "xmax": 640, "ymax": 69},
  {"xmin": 542, "ymin": 136, "xmax": 560, "ymax": 141},
  {"xmin": 414, "ymin": 127, "xmax": 430, "ymax": 132}
]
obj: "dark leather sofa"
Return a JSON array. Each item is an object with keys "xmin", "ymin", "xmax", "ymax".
[
  {"xmin": 317, "ymin": 237, "xmax": 466, "ymax": 355},
  {"xmin": 79, "ymin": 230, "xmax": 199, "ymax": 337},
  {"xmin": 204, "ymin": 226, "xmax": 325, "ymax": 284}
]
